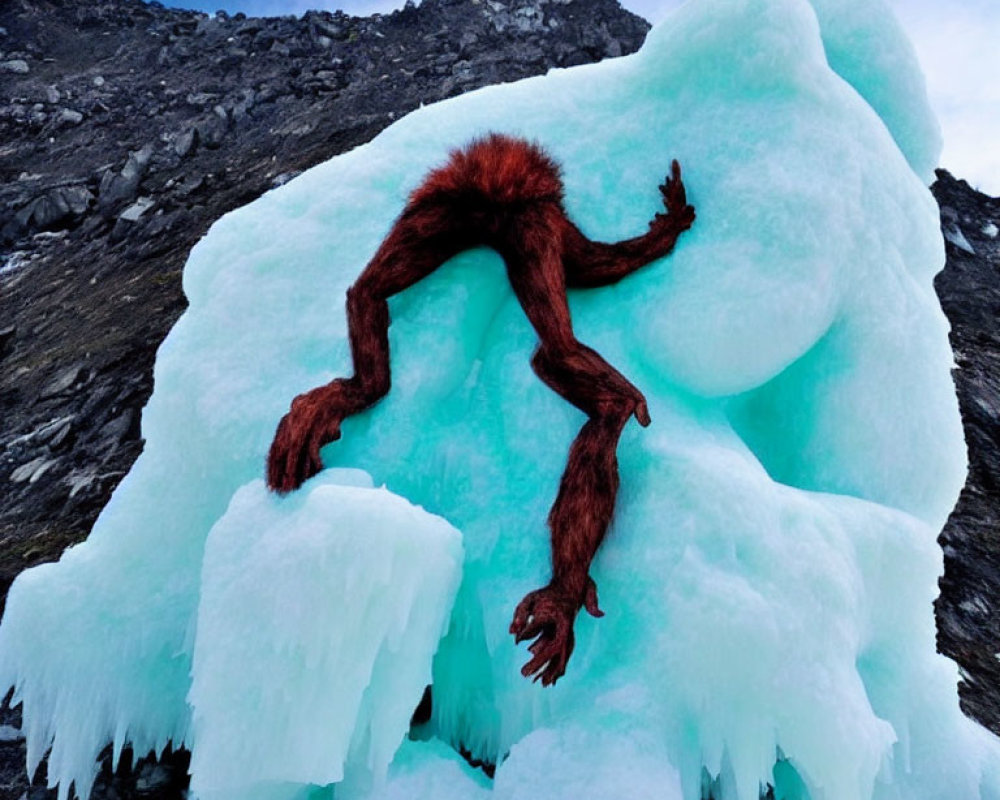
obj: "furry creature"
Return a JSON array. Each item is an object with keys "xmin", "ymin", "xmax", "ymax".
[{"xmin": 267, "ymin": 133, "xmax": 695, "ymax": 685}]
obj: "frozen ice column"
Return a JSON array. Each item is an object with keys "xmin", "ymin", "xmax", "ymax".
[{"xmin": 187, "ymin": 470, "xmax": 463, "ymax": 800}]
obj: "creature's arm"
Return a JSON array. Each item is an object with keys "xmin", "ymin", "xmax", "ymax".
[
  {"xmin": 563, "ymin": 160, "xmax": 695, "ymax": 288},
  {"xmin": 503, "ymin": 203, "xmax": 649, "ymax": 686},
  {"xmin": 267, "ymin": 202, "xmax": 465, "ymax": 493}
]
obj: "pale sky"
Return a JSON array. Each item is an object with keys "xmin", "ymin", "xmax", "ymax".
[
  {"xmin": 886, "ymin": 0, "xmax": 1000, "ymax": 195},
  {"xmin": 162, "ymin": 0, "xmax": 1000, "ymax": 195}
]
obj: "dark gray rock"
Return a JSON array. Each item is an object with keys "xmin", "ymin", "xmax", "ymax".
[
  {"xmin": 31, "ymin": 416, "xmax": 76, "ymax": 445},
  {"xmin": 39, "ymin": 365, "xmax": 91, "ymax": 399},
  {"xmin": 932, "ymin": 171, "xmax": 1000, "ymax": 738},
  {"xmin": 173, "ymin": 127, "xmax": 197, "ymax": 157},
  {"xmin": 47, "ymin": 419, "xmax": 75, "ymax": 450},
  {"xmin": 0, "ymin": 326, "xmax": 14, "ymax": 360},
  {"xmin": 9, "ymin": 456, "xmax": 59, "ymax": 484},
  {"xmin": 236, "ymin": 19, "xmax": 264, "ymax": 36},
  {"xmin": 98, "ymin": 147, "xmax": 153, "ymax": 212},
  {"xmin": 194, "ymin": 113, "xmax": 227, "ymax": 148},
  {"xmin": 58, "ymin": 108, "xmax": 84, "ymax": 126},
  {"xmin": 15, "ymin": 192, "xmax": 69, "ymax": 231},
  {"xmin": 99, "ymin": 408, "xmax": 137, "ymax": 445},
  {"xmin": 0, "ymin": 59, "xmax": 28, "ymax": 73},
  {"xmin": 62, "ymin": 186, "xmax": 94, "ymax": 216},
  {"xmin": 13, "ymin": 186, "xmax": 93, "ymax": 232},
  {"xmin": 185, "ymin": 91, "xmax": 217, "ymax": 107}
]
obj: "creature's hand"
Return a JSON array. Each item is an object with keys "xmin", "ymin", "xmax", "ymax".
[
  {"xmin": 266, "ymin": 381, "xmax": 350, "ymax": 493},
  {"xmin": 509, "ymin": 577, "xmax": 604, "ymax": 686},
  {"xmin": 653, "ymin": 159, "xmax": 696, "ymax": 232}
]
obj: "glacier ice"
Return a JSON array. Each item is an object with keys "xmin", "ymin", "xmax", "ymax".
[
  {"xmin": 188, "ymin": 471, "xmax": 463, "ymax": 800},
  {"xmin": 1, "ymin": 0, "xmax": 997, "ymax": 798}
]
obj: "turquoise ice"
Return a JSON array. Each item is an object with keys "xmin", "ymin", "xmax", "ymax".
[{"xmin": 1, "ymin": 0, "xmax": 996, "ymax": 798}]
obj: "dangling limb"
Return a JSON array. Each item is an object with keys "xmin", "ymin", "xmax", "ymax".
[
  {"xmin": 563, "ymin": 159, "xmax": 695, "ymax": 288},
  {"xmin": 511, "ymin": 353, "xmax": 640, "ymax": 685},
  {"xmin": 267, "ymin": 201, "xmax": 469, "ymax": 492},
  {"xmin": 504, "ymin": 204, "xmax": 649, "ymax": 685}
]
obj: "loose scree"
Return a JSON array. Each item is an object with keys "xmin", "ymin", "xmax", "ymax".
[{"xmin": 267, "ymin": 133, "xmax": 695, "ymax": 685}]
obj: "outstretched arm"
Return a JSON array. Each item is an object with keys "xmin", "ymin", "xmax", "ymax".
[
  {"xmin": 266, "ymin": 200, "xmax": 466, "ymax": 493},
  {"xmin": 563, "ymin": 159, "xmax": 695, "ymax": 288}
]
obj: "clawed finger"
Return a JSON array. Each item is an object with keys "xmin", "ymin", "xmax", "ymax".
[
  {"xmin": 509, "ymin": 597, "xmax": 535, "ymax": 635},
  {"xmin": 267, "ymin": 419, "xmax": 295, "ymax": 492},
  {"xmin": 515, "ymin": 618, "xmax": 547, "ymax": 645},
  {"xmin": 540, "ymin": 656, "xmax": 568, "ymax": 686},
  {"xmin": 304, "ymin": 430, "xmax": 327, "ymax": 483},
  {"xmin": 660, "ymin": 160, "xmax": 687, "ymax": 212},
  {"xmin": 584, "ymin": 578, "xmax": 604, "ymax": 618},
  {"xmin": 530, "ymin": 646, "xmax": 569, "ymax": 686},
  {"xmin": 634, "ymin": 398, "xmax": 651, "ymax": 427},
  {"xmin": 521, "ymin": 639, "xmax": 560, "ymax": 679},
  {"xmin": 519, "ymin": 618, "xmax": 573, "ymax": 684}
]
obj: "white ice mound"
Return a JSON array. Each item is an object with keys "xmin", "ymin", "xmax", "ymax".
[
  {"xmin": 1, "ymin": 0, "xmax": 997, "ymax": 798},
  {"xmin": 188, "ymin": 471, "xmax": 463, "ymax": 800}
]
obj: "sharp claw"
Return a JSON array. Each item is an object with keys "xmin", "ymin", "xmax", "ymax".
[
  {"xmin": 541, "ymin": 656, "xmax": 566, "ymax": 686},
  {"xmin": 516, "ymin": 621, "xmax": 544, "ymax": 645},
  {"xmin": 634, "ymin": 399, "xmax": 651, "ymax": 427},
  {"xmin": 510, "ymin": 597, "xmax": 534, "ymax": 635},
  {"xmin": 523, "ymin": 652, "xmax": 548, "ymax": 678},
  {"xmin": 584, "ymin": 578, "xmax": 604, "ymax": 618}
]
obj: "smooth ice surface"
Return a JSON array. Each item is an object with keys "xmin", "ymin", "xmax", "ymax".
[
  {"xmin": 188, "ymin": 471, "xmax": 463, "ymax": 800},
  {"xmin": 808, "ymin": 0, "xmax": 941, "ymax": 182},
  {"xmin": 1, "ymin": 0, "xmax": 996, "ymax": 798}
]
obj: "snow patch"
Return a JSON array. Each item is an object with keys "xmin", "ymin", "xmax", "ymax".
[{"xmin": 945, "ymin": 224, "xmax": 977, "ymax": 254}]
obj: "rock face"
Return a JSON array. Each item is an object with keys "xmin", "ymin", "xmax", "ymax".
[
  {"xmin": 0, "ymin": 0, "xmax": 648, "ymax": 796},
  {"xmin": 932, "ymin": 170, "xmax": 1000, "ymax": 737}
]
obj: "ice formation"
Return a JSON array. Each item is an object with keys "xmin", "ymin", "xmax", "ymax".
[
  {"xmin": 188, "ymin": 471, "xmax": 463, "ymax": 800},
  {"xmin": 1, "ymin": 0, "xmax": 997, "ymax": 798}
]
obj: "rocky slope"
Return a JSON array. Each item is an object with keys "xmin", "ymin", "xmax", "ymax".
[
  {"xmin": 0, "ymin": 0, "xmax": 999, "ymax": 797},
  {"xmin": 933, "ymin": 171, "xmax": 1000, "ymax": 736}
]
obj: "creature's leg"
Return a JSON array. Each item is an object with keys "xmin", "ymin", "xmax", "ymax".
[
  {"xmin": 502, "ymin": 204, "xmax": 649, "ymax": 685},
  {"xmin": 267, "ymin": 202, "xmax": 469, "ymax": 492},
  {"xmin": 563, "ymin": 159, "xmax": 695, "ymax": 288}
]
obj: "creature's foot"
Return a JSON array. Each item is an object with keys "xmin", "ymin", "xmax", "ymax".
[
  {"xmin": 509, "ymin": 577, "xmax": 603, "ymax": 686},
  {"xmin": 266, "ymin": 380, "xmax": 358, "ymax": 493},
  {"xmin": 651, "ymin": 159, "xmax": 695, "ymax": 234}
]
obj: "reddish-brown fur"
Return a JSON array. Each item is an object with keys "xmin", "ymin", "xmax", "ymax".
[{"xmin": 267, "ymin": 133, "xmax": 695, "ymax": 685}]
